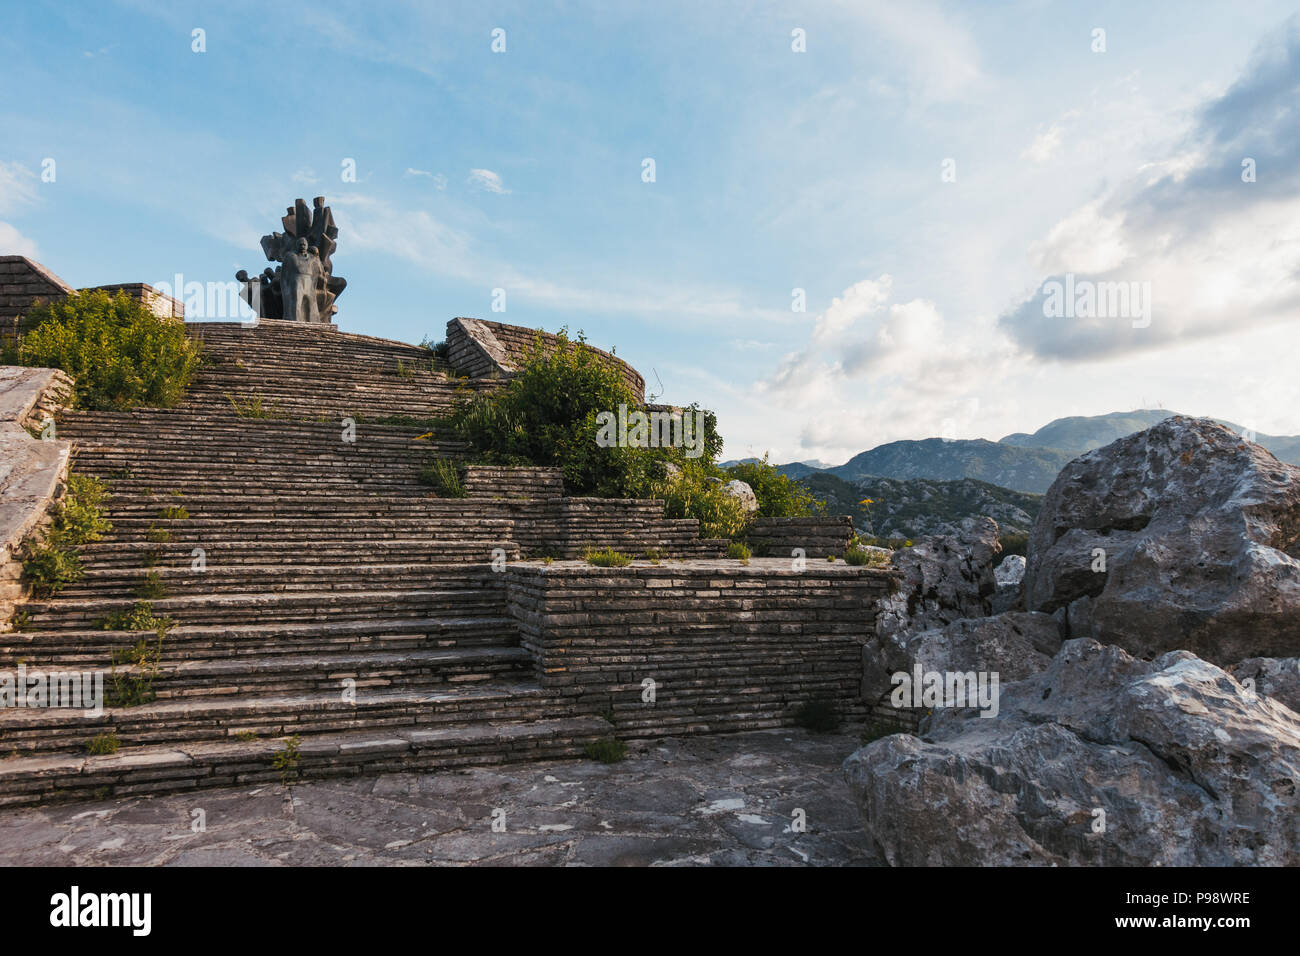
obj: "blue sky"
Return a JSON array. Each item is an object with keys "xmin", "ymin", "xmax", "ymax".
[{"xmin": 3, "ymin": 1, "xmax": 1300, "ymax": 463}]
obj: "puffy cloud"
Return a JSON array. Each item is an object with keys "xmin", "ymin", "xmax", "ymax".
[
  {"xmin": 467, "ymin": 168, "xmax": 510, "ymax": 194},
  {"xmin": 999, "ymin": 15, "xmax": 1300, "ymax": 363}
]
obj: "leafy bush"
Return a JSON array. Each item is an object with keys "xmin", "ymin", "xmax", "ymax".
[
  {"xmin": 418, "ymin": 458, "xmax": 467, "ymax": 498},
  {"xmin": 725, "ymin": 455, "xmax": 823, "ymax": 518},
  {"xmin": 442, "ymin": 328, "xmax": 722, "ymax": 497},
  {"xmin": 653, "ymin": 461, "xmax": 750, "ymax": 540},
  {"xmin": 843, "ymin": 542, "xmax": 889, "ymax": 568},
  {"xmin": 727, "ymin": 540, "xmax": 751, "ymax": 561},
  {"xmin": 584, "ymin": 548, "xmax": 632, "ymax": 568},
  {"xmin": 18, "ymin": 290, "xmax": 201, "ymax": 409},
  {"xmin": 583, "ymin": 737, "xmax": 628, "ymax": 763},
  {"xmin": 21, "ymin": 474, "xmax": 112, "ymax": 596}
]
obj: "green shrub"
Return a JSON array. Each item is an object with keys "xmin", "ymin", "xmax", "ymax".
[
  {"xmin": 725, "ymin": 455, "xmax": 823, "ymax": 518},
  {"xmin": 727, "ymin": 541, "xmax": 751, "ymax": 561},
  {"xmin": 843, "ymin": 545, "xmax": 889, "ymax": 568},
  {"xmin": 21, "ymin": 473, "xmax": 112, "ymax": 596},
  {"xmin": 134, "ymin": 571, "xmax": 167, "ymax": 600},
  {"xmin": 999, "ymin": 532, "xmax": 1030, "ymax": 558},
  {"xmin": 157, "ymin": 504, "xmax": 189, "ymax": 521},
  {"xmin": 418, "ymin": 458, "xmax": 467, "ymax": 498},
  {"xmin": 273, "ymin": 734, "xmax": 302, "ymax": 786},
  {"xmin": 583, "ymin": 737, "xmax": 628, "ymax": 763},
  {"xmin": 85, "ymin": 733, "xmax": 121, "ymax": 756},
  {"xmin": 442, "ymin": 328, "xmax": 722, "ymax": 497},
  {"xmin": 654, "ymin": 461, "xmax": 750, "ymax": 539},
  {"xmin": 17, "ymin": 290, "xmax": 201, "ymax": 410},
  {"xmin": 793, "ymin": 699, "xmax": 840, "ymax": 733},
  {"xmin": 584, "ymin": 548, "xmax": 632, "ymax": 568},
  {"xmin": 226, "ymin": 394, "xmax": 277, "ymax": 418}
]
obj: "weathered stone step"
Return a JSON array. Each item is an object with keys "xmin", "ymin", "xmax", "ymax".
[
  {"xmin": 0, "ymin": 714, "xmax": 610, "ymax": 806},
  {"xmin": 20, "ymin": 588, "xmax": 505, "ymax": 629},
  {"xmin": 0, "ymin": 679, "xmax": 574, "ymax": 758},
  {"xmin": 2, "ymin": 615, "xmax": 520, "ymax": 663},
  {"xmin": 53, "ymin": 563, "xmax": 503, "ymax": 599},
  {"xmin": 147, "ymin": 646, "xmax": 532, "ymax": 698},
  {"xmin": 74, "ymin": 540, "xmax": 515, "ymax": 571}
]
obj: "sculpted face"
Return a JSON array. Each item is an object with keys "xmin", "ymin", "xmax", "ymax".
[{"xmin": 295, "ymin": 238, "xmax": 308, "ymax": 255}]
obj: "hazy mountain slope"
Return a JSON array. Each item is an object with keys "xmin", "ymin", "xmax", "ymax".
[
  {"xmin": 1002, "ymin": 409, "xmax": 1300, "ymax": 464},
  {"xmin": 824, "ymin": 438, "xmax": 1071, "ymax": 494},
  {"xmin": 800, "ymin": 473, "xmax": 1042, "ymax": 539}
]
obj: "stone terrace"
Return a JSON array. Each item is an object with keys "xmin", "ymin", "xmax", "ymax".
[{"xmin": 0, "ymin": 319, "xmax": 887, "ymax": 806}]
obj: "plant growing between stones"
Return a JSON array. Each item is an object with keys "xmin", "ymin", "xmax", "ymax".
[
  {"xmin": 85, "ymin": 733, "xmax": 121, "ymax": 756},
  {"xmin": 584, "ymin": 737, "xmax": 628, "ymax": 763},
  {"xmin": 226, "ymin": 394, "xmax": 278, "ymax": 418},
  {"xmin": 20, "ymin": 473, "xmax": 112, "ymax": 597},
  {"xmin": 583, "ymin": 548, "xmax": 632, "ymax": 568},
  {"xmin": 274, "ymin": 734, "xmax": 302, "ymax": 786},
  {"xmin": 157, "ymin": 504, "xmax": 189, "ymax": 521},
  {"xmin": 134, "ymin": 570, "xmax": 168, "ymax": 600},
  {"xmin": 101, "ymin": 603, "xmax": 173, "ymax": 707},
  {"xmin": 418, "ymin": 458, "xmax": 467, "ymax": 498},
  {"xmin": 727, "ymin": 541, "xmax": 751, "ymax": 563}
]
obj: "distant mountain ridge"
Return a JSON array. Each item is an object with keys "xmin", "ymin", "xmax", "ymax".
[{"xmin": 772, "ymin": 409, "xmax": 1300, "ymax": 495}]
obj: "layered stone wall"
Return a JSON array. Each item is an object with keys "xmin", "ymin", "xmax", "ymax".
[
  {"xmin": 445, "ymin": 316, "xmax": 645, "ymax": 402},
  {"xmin": 503, "ymin": 559, "xmax": 895, "ymax": 735},
  {"xmin": 748, "ymin": 515, "xmax": 855, "ymax": 558},
  {"xmin": 0, "ymin": 257, "xmax": 184, "ymax": 345}
]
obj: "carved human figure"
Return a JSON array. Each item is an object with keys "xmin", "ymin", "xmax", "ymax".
[{"xmin": 279, "ymin": 237, "xmax": 324, "ymax": 323}]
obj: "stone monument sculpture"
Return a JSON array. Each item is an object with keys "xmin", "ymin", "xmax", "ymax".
[{"xmin": 236, "ymin": 197, "xmax": 347, "ymax": 322}]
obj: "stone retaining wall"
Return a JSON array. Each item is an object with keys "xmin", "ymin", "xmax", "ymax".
[
  {"xmin": 747, "ymin": 515, "xmax": 855, "ymax": 558},
  {"xmin": 462, "ymin": 464, "xmax": 565, "ymax": 499},
  {"xmin": 503, "ymin": 559, "xmax": 895, "ymax": 736},
  {"xmin": 445, "ymin": 317, "xmax": 645, "ymax": 402},
  {"xmin": 0, "ymin": 367, "xmax": 74, "ymax": 627}
]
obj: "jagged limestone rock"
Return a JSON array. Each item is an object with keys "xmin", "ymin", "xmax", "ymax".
[
  {"xmin": 1024, "ymin": 416, "xmax": 1300, "ymax": 665},
  {"xmin": 844, "ymin": 638, "xmax": 1300, "ymax": 866}
]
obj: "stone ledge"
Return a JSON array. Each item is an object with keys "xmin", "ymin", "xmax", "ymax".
[{"xmin": 0, "ymin": 366, "xmax": 74, "ymax": 621}]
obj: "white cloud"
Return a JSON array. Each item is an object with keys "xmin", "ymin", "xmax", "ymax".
[
  {"xmin": 467, "ymin": 168, "xmax": 510, "ymax": 194},
  {"xmin": 0, "ymin": 221, "xmax": 39, "ymax": 258},
  {"xmin": 1021, "ymin": 124, "xmax": 1064, "ymax": 164},
  {"xmin": 406, "ymin": 168, "xmax": 447, "ymax": 190},
  {"xmin": 0, "ymin": 161, "xmax": 39, "ymax": 216},
  {"xmin": 290, "ymin": 167, "xmax": 321, "ymax": 186}
]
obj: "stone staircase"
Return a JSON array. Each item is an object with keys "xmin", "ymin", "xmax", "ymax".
[{"xmin": 0, "ymin": 320, "xmax": 717, "ymax": 804}]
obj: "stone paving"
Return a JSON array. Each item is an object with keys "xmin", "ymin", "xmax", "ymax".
[{"xmin": 0, "ymin": 729, "xmax": 880, "ymax": 866}]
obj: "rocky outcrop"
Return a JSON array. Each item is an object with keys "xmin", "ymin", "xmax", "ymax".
[
  {"xmin": 1024, "ymin": 416, "xmax": 1300, "ymax": 666},
  {"xmin": 844, "ymin": 638, "xmax": 1300, "ymax": 866},
  {"xmin": 861, "ymin": 610, "xmax": 1062, "ymax": 704},
  {"xmin": 0, "ymin": 366, "xmax": 74, "ymax": 627},
  {"xmin": 1230, "ymin": 657, "xmax": 1300, "ymax": 713},
  {"xmin": 723, "ymin": 479, "xmax": 758, "ymax": 514},
  {"xmin": 874, "ymin": 516, "xmax": 1001, "ymax": 644},
  {"xmin": 992, "ymin": 553, "xmax": 1026, "ymax": 613}
]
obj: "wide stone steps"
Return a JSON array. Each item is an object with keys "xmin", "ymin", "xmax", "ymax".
[
  {"xmin": 50, "ymin": 564, "xmax": 504, "ymax": 600},
  {"xmin": 75, "ymin": 540, "xmax": 513, "ymax": 571},
  {"xmin": 0, "ymin": 713, "xmax": 612, "ymax": 806},
  {"xmin": 2, "ymin": 615, "xmax": 521, "ymax": 664},
  {"xmin": 0, "ymin": 681, "xmax": 561, "ymax": 755},
  {"xmin": 17, "ymin": 587, "xmax": 505, "ymax": 630},
  {"xmin": 146, "ymin": 646, "xmax": 533, "ymax": 699}
]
